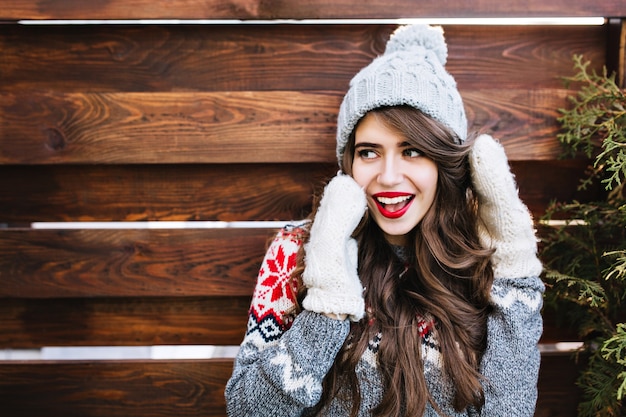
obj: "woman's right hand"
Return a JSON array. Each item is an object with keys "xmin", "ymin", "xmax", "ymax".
[{"xmin": 302, "ymin": 174, "xmax": 368, "ymax": 321}]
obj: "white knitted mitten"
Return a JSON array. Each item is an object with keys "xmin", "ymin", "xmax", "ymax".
[
  {"xmin": 302, "ymin": 174, "xmax": 367, "ymax": 321},
  {"xmin": 469, "ymin": 134, "xmax": 543, "ymax": 279}
]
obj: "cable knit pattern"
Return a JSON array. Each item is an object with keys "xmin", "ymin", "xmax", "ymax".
[
  {"xmin": 469, "ymin": 134, "xmax": 543, "ymax": 279},
  {"xmin": 225, "ymin": 227, "xmax": 545, "ymax": 416},
  {"xmin": 336, "ymin": 24, "xmax": 467, "ymax": 163}
]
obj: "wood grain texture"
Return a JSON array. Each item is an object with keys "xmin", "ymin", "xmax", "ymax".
[
  {"xmin": 447, "ymin": 25, "xmax": 605, "ymax": 90},
  {"xmin": 0, "ymin": 25, "xmax": 606, "ymax": 164},
  {"xmin": 0, "ymin": 11, "xmax": 611, "ymax": 416},
  {"xmin": 0, "ymin": 296, "xmax": 576, "ymax": 348},
  {"xmin": 0, "ymin": 228, "xmax": 275, "ymax": 298},
  {"xmin": 0, "ymin": 91, "xmax": 341, "ymax": 164},
  {"xmin": 0, "ymin": 163, "xmax": 336, "ymax": 223},
  {"xmin": 0, "ymin": 160, "xmax": 601, "ymax": 224},
  {"xmin": 0, "ymin": 25, "xmax": 604, "ymax": 92},
  {"xmin": 509, "ymin": 159, "xmax": 605, "ymax": 218},
  {"xmin": 0, "ymin": 24, "xmax": 394, "ymax": 92},
  {"xmin": 0, "ymin": 0, "xmax": 622, "ymax": 20},
  {"xmin": 0, "ymin": 354, "xmax": 583, "ymax": 417},
  {"xmin": 0, "ymin": 89, "xmax": 590, "ymax": 163},
  {"xmin": 0, "ymin": 359, "xmax": 233, "ymax": 417},
  {"xmin": 0, "ymin": 297, "xmax": 249, "ymax": 348}
]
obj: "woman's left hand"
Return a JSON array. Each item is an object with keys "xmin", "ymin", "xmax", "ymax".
[{"xmin": 469, "ymin": 134, "xmax": 543, "ymax": 279}]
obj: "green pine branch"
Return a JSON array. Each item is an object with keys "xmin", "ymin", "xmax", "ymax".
[
  {"xmin": 557, "ymin": 54, "xmax": 626, "ymax": 201},
  {"xmin": 542, "ymin": 54, "xmax": 626, "ymax": 416}
]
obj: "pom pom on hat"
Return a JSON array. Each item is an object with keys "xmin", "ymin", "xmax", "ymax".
[
  {"xmin": 385, "ymin": 24, "xmax": 448, "ymax": 65},
  {"xmin": 336, "ymin": 25, "xmax": 467, "ymax": 164}
]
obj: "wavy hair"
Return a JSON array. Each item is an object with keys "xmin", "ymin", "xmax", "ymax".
[{"xmin": 290, "ymin": 106, "xmax": 494, "ymax": 416}]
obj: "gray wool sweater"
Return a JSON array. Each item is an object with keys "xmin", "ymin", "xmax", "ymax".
[{"xmin": 225, "ymin": 227, "xmax": 545, "ymax": 416}]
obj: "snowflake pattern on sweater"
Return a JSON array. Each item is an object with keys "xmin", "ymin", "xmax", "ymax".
[
  {"xmin": 226, "ymin": 226, "xmax": 545, "ymax": 416},
  {"xmin": 246, "ymin": 227, "xmax": 302, "ymax": 345},
  {"xmin": 245, "ymin": 226, "xmax": 438, "ymax": 361}
]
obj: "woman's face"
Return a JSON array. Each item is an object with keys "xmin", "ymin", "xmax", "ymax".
[{"xmin": 351, "ymin": 113, "xmax": 438, "ymax": 246}]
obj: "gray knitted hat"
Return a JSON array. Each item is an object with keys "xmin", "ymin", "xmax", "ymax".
[{"xmin": 336, "ymin": 25, "xmax": 467, "ymax": 163}]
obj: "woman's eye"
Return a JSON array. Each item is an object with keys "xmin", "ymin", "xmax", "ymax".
[
  {"xmin": 358, "ymin": 149, "xmax": 377, "ymax": 159},
  {"xmin": 404, "ymin": 148, "xmax": 422, "ymax": 158}
]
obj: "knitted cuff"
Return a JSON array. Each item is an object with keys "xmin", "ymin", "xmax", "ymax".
[{"xmin": 302, "ymin": 288, "xmax": 365, "ymax": 322}]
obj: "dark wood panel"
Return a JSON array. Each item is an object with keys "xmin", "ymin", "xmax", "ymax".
[
  {"xmin": 0, "ymin": 163, "xmax": 335, "ymax": 223},
  {"xmin": 0, "ymin": 359, "xmax": 232, "ymax": 417},
  {"xmin": 0, "ymin": 10, "xmax": 605, "ymax": 417},
  {"xmin": 0, "ymin": 296, "xmax": 576, "ymax": 348},
  {"xmin": 0, "ymin": 160, "xmax": 601, "ymax": 223},
  {"xmin": 0, "ymin": 297, "xmax": 249, "ymax": 348},
  {"xmin": 607, "ymin": 19, "xmax": 626, "ymax": 88},
  {"xmin": 0, "ymin": 25, "xmax": 604, "ymax": 93},
  {"xmin": 540, "ymin": 305, "xmax": 581, "ymax": 344},
  {"xmin": 536, "ymin": 354, "xmax": 584, "ymax": 417},
  {"xmin": 0, "ymin": 24, "xmax": 394, "ymax": 92},
  {"xmin": 0, "ymin": 89, "xmax": 598, "ymax": 164},
  {"xmin": 0, "ymin": 0, "xmax": 622, "ymax": 20},
  {"xmin": 0, "ymin": 91, "xmax": 340, "ymax": 164},
  {"xmin": 449, "ymin": 25, "xmax": 605, "ymax": 91},
  {"xmin": 0, "ymin": 228, "xmax": 275, "ymax": 298},
  {"xmin": 0, "ymin": 354, "xmax": 582, "ymax": 417},
  {"xmin": 509, "ymin": 159, "xmax": 605, "ymax": 218},
  {"xmin": 466, "ymin": 88, "xmax": 568, "ymax": 160}
]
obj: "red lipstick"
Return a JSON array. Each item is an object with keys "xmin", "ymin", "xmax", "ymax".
[{"xmin": 373, "ymin": 192, "xmax": 414, "ymax": 219}]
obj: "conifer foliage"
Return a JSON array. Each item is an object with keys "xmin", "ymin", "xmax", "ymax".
[{"xmin": 541, "ymin": 55, "xmax": 626, "ymax": 416}]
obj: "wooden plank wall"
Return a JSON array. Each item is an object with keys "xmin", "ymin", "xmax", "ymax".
[{"xmin": 1, "ymin": 1, "xmax": 624, "ymax": 416}]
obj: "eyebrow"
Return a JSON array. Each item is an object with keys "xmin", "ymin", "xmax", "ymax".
[
  {"xmin": 354, "ymin": 141, "xmax": 413, "ymax": 149},
  {"xmin": 354, "ymin": 142, "xmax": 380, "ymax": 149}
]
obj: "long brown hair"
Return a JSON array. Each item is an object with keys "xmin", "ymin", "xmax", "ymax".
[{"xmin": 291, "ymin": 106, "xmax": 494, "ymax": 416}]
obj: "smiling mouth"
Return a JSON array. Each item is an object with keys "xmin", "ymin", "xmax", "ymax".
[{"xmin": 374, "ymin": 194, "xmax": 414, "ymax": 219}]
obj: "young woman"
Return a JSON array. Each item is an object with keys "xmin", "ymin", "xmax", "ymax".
[{"xmin": 225, "ymin": 25, "xmax": 544, "ymax": 417}]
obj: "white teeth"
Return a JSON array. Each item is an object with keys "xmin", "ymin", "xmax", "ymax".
[{"xmin": 377, "ymin": 195, "xmax": 411, "ymax": 205}]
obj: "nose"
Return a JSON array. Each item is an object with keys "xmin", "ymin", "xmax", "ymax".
[{"xmin": 378, "ymin": 156, "xmax": 403, "ymax": 186}]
